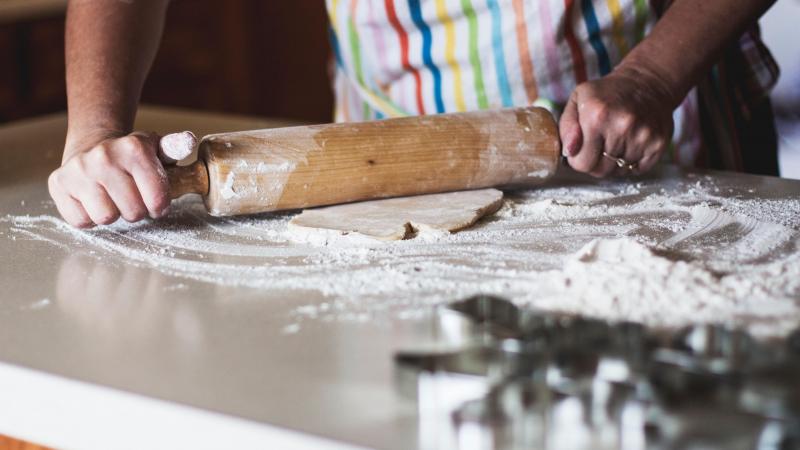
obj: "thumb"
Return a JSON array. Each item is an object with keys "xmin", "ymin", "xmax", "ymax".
[{"xmin": 559, "ymin": 93, "xmax": 582, "ymax": 158}]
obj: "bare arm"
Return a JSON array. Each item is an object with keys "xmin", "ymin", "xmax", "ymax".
[
  {"xmin": 621, "ymin": 0, "xmax": 776, "ymax": 108},
  {"xmin": 65, "ymin": 0, "xmax": 169, "ymax": 154},
  {"xmin": 50, "ymin": 0, "xmax": 171, "ymax": 227},
  {"xmin": 560, "ymin": 0, "xmax": 777, "ymax": 177}
]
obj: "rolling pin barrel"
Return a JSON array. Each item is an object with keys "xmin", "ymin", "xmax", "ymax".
[{"xmin": 170, "ymin": 107, "xmax": 561, "ymax": 216}]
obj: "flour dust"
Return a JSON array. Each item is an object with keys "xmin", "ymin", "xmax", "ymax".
[{"xmin": 5, "ymin": 175, "xmax": 800, "ymax": 338}]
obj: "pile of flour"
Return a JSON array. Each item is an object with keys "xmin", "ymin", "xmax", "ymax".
[
  {"xmin": 5, "ymin": 174, "xmax": 800, "ymax": 337},
  {"xmin": 535, "ymin": 238, "xmax": 800, "ymax": 337}
]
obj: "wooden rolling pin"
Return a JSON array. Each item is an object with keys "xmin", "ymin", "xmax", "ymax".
[{"xmin": 166, "ymin": 107, "xmax": 560, "ymax": 216}]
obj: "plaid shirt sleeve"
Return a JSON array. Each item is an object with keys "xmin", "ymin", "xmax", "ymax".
[
  {"xmin": 652, "ymin": 0, "xmax": 781, "ymax": 174},
  {"xmin": 737, "ymin": 26, "xmax": 781, "ymax": 101}
]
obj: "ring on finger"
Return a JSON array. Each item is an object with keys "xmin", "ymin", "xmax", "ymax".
[{"xmin": 602, "ymin": 151, "xmax": 638, "ymax": 171}]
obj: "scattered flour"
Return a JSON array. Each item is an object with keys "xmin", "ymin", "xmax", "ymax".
[{"xmin": 4, "ymin": 175, "xmax": 800, "ymax": 337}]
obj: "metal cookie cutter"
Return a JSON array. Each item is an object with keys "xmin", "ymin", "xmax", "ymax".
[
  {"xmin": 451, "ymin": 379, "xmax": 553, "ymax": 450},
  {"xmin": 394, "ymin": 295, "xmax": 540, "ymax": 449},
  {"xmin": 394, "ymin": 297, "xmax": 800, "ymax": 450}
]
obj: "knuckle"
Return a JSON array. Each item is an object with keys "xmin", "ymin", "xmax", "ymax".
[
  {"xmin": 614, "ymin": 112, "xmax": 635, "ymax": 132},
  {"xmin": 575, "ymin": 83, "xmax": 595, "ymax": 98},
  {"xmin": 88, "ymin": 147, "xmax": 113, "ymax": 166},
  {"xmin": 585, "ymin": 103, "xmax": 610, "ymax": 128},
  {"xmin": 636, "ymin": 127, "xmax": 653, "ymax": 144},
  {"xmin": 124, "ymin": 136, "xmax": 152, "ymax": 157},
  {"xmin": 117, "ymin": 135, "xmax": 138, "ymax": 149},
  {"xmin": 48, "ymin": 170, "xmax": 62, "ymax": 189},
  {"xmin": 116, "ymin": 138, "xmax": 140, "ymax": 158}
]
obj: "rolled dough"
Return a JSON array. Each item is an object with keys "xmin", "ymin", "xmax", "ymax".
[{"xmin": 288, "ymin": 189, "xmax": 504, "ymax": 241}]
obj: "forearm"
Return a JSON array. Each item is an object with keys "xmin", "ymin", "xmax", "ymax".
[
  {"xmin": 65, "ymin": 0, "xmax": 170, "ymax": 156},
  {"xmin": 618, "ymin": 0, "xmax": 776, "ymax": 108}
]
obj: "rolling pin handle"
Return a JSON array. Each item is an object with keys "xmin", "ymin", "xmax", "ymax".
[
  {"xmin": 158, "ymin": 131, "xmax": 197, "ymax": 164},
  {"xmin": 166, "ymin": 160, "xmax": 209, "ymax": 200}
]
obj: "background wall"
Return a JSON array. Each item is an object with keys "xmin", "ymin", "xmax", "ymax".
[
  {"xmin": 144, "ymin": 1, "xmax": 334, "ymax": 123},
  {"xmin": 0, "ymin": 5, "xmax": 66, "ymax": 122},
  {"xmin": 0, "ymin": 0, "xmax": 334, "ymax": 124}
]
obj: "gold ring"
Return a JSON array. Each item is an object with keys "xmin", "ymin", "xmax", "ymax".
[{"xmin": 602, "ymin": 151, "xmax": 637, "ymax": 171}]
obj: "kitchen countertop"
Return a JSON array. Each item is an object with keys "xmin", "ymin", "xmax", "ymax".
[{"xmin": 1, "ymin": 107, "xmax": 799, "ymax": 450}]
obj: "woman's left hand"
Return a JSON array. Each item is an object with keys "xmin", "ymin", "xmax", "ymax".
[{"xmin": 558, "ymin": 66, "xmax": 677, "ymax": 177}]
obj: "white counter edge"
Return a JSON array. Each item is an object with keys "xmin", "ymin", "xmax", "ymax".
[{"xmin": 0, "ymin": 361, "xmax": 366, "ymax": 450}]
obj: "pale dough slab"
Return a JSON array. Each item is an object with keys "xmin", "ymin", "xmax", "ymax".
[{"xmin": 288, "ymin": 189, "xmax": 504, "ymax": 241}]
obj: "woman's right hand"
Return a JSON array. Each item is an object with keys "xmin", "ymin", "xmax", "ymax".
[{"xmin": 48, "ymin": 131, "xmax": 171, "ymax": 228}]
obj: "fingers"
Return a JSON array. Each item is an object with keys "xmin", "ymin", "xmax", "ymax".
[
  {"xmin": 591, "ymin": 130, "xmax": 626, "ymax": 178},
  {"xmin": 125, "ymin": 133, "xmax": 170, "ymax": 218},
  {"xmin": 635, "ymin": 136, "xmax": 671, "ymax": 175},
  {"xmin": 566, "ymin": 91, "xmax": 605, "ymax": 175},
  {"xmin": 48, "ymin": 173, "xmax": 92, "ymax": 228},
  {"xmin": 574, "ymin": 133, "xmax": 605, "ymax": 177},
  {"xmin": 79, "ymin": 184, "xmax": 120, "ymax": 226},
  {"xmin": 130, "ymin": 164, "xmax": 170, "ymax": 219},
  {"xmin": 592, "ymin": 110, "xmax": 641, "ymax": 177},
  {"xmin": 558, "ymin": 94, "xmax": 583, "ymax": 158},
  {"xmin": 563, "ymin": 77, "xmax": 674, "ymax": 178},
  {"xmin": 48, "ymin": 131, "xmax": 172, "ymax": 228},
  {"xmin": 101, "ymin": 170, "xmax": 149, "ymax": 222}
]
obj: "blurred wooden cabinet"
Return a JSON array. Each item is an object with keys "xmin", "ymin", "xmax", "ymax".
[
  {"xmin": 0, "ymin": 26, "xmax": 18, "ymax": 114},
  {"xmin": 0, "ymin": 0, "xmax": 334, "ymax": 124},
  {"xmin": 0, "ymin": 14, "xmax": 65, "ymax": 121}
]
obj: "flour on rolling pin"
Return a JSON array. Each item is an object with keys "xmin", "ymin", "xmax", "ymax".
[
  {"xmin": 159, "ymin": 131, "xmax": 197, "ymax": 164},
  {"xmin": 166, "ymin": 107, "xmax": 561, "ymax": 217}
]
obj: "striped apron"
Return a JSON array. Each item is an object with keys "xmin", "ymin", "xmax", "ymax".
[{"xmin": 327, "ymin": 0, "xmax": 702, "ymax": 165}]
